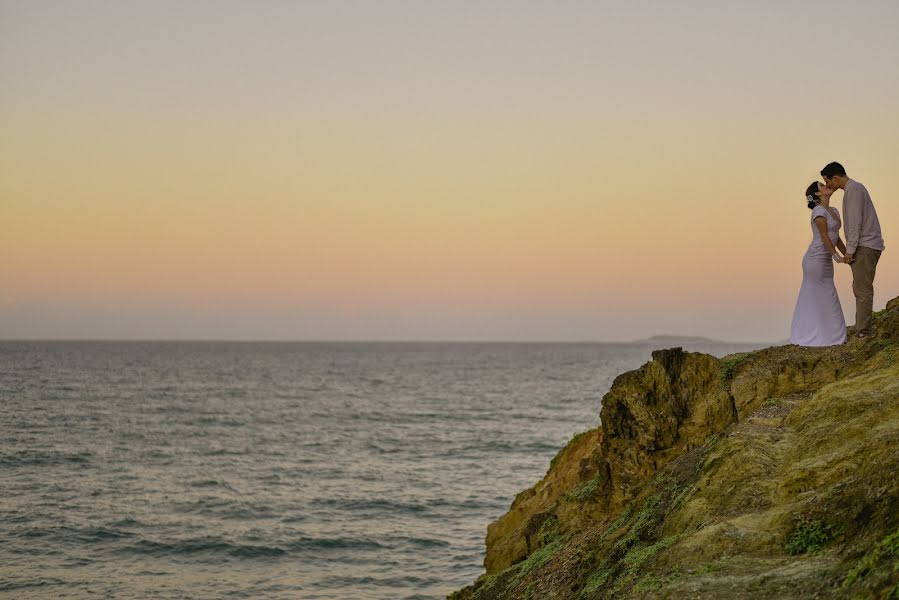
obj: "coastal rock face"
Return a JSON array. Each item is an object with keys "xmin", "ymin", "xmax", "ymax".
[
  {"xmin": 484, "ymin": 428, "xmax": 602, "ymax": 573},
  {"xmin": 484, "ymin": 349, "xmax": 736, "ymax": 574},
  {"xmin": 453, "ymin": 295, "xmax": 899, "ymax": 599},
  {"xmin": 597, "ymin": 349, "xmax": 735, "ymax": 510}
]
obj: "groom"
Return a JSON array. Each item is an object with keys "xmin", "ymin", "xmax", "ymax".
[{"xmin": 821, "ymin": 162, "xmax": 885, "ymax": 338}]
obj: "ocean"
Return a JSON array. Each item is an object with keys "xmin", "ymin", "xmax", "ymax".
[{"xmin": 0, "ymin": 340, "xmax": 765, "ymax": 599}]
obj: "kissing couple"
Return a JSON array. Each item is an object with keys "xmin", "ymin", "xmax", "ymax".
[{"xmin": 790, "ymin": 162, "xmax": 885, "ymax": 347}]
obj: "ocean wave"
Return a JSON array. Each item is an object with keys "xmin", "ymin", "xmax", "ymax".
[
  {"xmin": 316, "ymin": 574, "xmax": 442, "ymax": 587},
  {"xmin": 171, "ymin": 498, "xmax": 275, "ymax": 520},
  {"xmin": 107, "ymin": 517, "xmax": 141, "ymax": 528},
  {"xmin": 0, "ymin": 576, "xmax": 68, "ymax": 592},
  {"xmin": 77, "ymin": 526, "xmax": 132, "ymax": 543},
  {"xmin": 186, "ymin": 479, "xmax": 242, "ymax": 494},
  {"xmin": 201, "ymin": 447, "xmax": 249, "ymax": 456},
  {"xmin": 188, "ymin": 479, "xmax": 225, "ymax": 488},
  {"xmin": 124, "ymin": 538, "xmax": 286, "ymax": 558},
  {"xmin": 311, "ymin": 497, "xmax": 429, "ymax": 514},
  {"xmin": 477, "ymin": 439, "xmax": 562, "ymax": 454},
  {"xmin": 119, "ymin": 534, "xmax": 388, "ymax": 559},
  {"xmin": 280, "ymin": 514, "xmax": 306, "ymax": 523},
  {"xmin": 426, "ymin": 497, "xmax": 491, "ymax": 510},
  {"xmin": 0, "ymin": 450, "xmax": 92, "ymax": 468},
  {"xmin": 189, "ymin": 416, "xmax": 246, "ymax": 427},
  {"xmin": 391, "ymin": 536, "xmax": 449, "ymax": 549},
  {"xmin": 11, "ymin": 524, "xmax": 133, "ymax": 546},
  {"xmin": 287, "ymin": 536, "xmax": 386, "ymax": 552},
  {"xmin": 366, "ymin": 441, "xmax": 404, "ymax": 454}
]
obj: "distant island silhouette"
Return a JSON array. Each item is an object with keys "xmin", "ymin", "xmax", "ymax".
[{"xmin": 632, "ymin": 334, "xmax": 728, "ymax": 345}]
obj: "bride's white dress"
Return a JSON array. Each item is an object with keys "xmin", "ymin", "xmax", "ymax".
[{"xmin": 790, "ymin": 205, "xmax": 847, "ymax": 347}]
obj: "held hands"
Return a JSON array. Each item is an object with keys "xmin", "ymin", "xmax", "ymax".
[{"xmin": 844, "ymin": 253, "xmax": 855, "ymax": 265}]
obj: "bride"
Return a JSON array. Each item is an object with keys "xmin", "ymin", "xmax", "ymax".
[{"xmin": 789, "ymin": 181, "xmax": 848, "ymax": 346}]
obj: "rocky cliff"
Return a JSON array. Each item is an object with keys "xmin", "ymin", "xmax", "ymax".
[{"xmin": 451, "ymin": 296, "xmax": 899, "ymax": 599}]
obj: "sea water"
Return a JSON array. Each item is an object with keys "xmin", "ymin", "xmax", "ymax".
[{"xmin": 0, "ymin": 340, "xmax": 764, "ymax": 599}]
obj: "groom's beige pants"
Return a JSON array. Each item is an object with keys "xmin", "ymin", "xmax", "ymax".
[{"xmin": 851, "ymin": 246, "xmax": 882, "ymax": 334}]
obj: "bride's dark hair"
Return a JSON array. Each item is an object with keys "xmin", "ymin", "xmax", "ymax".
[{"xmin": 805, "ymin": 182, "xmax": 821, "ymax": 209}]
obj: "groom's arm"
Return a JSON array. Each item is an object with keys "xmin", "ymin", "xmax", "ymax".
[{"xmin": 843, "ymin": 185, "xmax": 864, "ymax": 255}]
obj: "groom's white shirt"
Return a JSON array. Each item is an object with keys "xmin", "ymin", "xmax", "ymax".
[{"xmin": 843, "ymin": 178, "xmax": 884, "ymax": 255}]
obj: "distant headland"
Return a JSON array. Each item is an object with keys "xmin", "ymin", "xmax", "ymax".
[{"xmin": 633, "ymin": 334, "xmax": 728, "ymax": 345}]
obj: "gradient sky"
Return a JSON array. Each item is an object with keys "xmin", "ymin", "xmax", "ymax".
[{"xmin": 2, "ymin": 0, "xmax": 898, "ymax": 341}]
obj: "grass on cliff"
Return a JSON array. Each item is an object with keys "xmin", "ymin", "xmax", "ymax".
[
  {"xmin": 579, "ymin": 483, "xmax": 689, "ymax": 597},
  {"xmin": 718, "ymin": 351, "xmax": 755, "ymax": 385},
  {"xmin": 632, "ymin": 574, "xmax": 663, "ymax": 593},
  {"xmin": 842, "ymin": 526, "xmax": 899, "ymax": 588},
  {"xmin": 515, "ymin": 538, "xmax": 565, "ymax": 581},
  {"xmin": 579, "ymin": 508, "xmax": 637, "ymax": 596},
  {"xmin": 451, "ymin": 517, "xmax": 568, "ymax": 600},
  {"xmin": 566, "ymin": 471, "xmax": 602, "ymax": 502},
  {"xmin": 507, "ymin": 518, "xmax": 567, "ymax": 586},
  {"xmin": 873, "ymin": 338, "xmax": 899, "ymax": 364},
  {"xmin": 581, "ymin": 563, "xmax": 613, "ymax": 596},
  {"xmin": 784, "ymin": 515, "xmax": 835, "ymax": 555},
  {"xmin": 574, "ymin": 445, "xmax": 712, "ymax": 599},
  {"xmin": 618, "ymin": 534, "xmax": 681, "ymax": 584}
]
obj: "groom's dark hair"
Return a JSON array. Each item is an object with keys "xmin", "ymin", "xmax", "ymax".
[
  {"xmin": 820, "ymin": 162, "xmax": 847, "ymax": 178},
  {"xmin": 806, "ymin": 182, "xmax": 821, "ymax": 209}
]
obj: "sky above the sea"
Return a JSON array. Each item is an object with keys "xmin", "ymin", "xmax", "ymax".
[{"xmin": 2, "ymin": 1, "xmax": 898, "ymax": 342}]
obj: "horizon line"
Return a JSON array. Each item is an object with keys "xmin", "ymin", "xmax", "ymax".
[{"xmin": 0, "ymin": 337, "xmax": 778, "ymax": 346}]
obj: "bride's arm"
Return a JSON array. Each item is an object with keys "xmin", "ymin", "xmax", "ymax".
[
  {"xmin": 814, "ymin": 216, "xmax": 845, "ymax": 262},
  {"xmin": 836, "ymin": 237, "xmax": 847, "ymax": 255}
]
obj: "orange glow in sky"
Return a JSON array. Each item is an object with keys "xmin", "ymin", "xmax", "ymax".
[{"xmin": 2, "ymin": 2, "xmax": 898, "ymax": 341}]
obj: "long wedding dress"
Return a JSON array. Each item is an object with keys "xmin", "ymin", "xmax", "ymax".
[{"xmin": 789, "ymin": 205, "xmax": 847, "ymax": 347}]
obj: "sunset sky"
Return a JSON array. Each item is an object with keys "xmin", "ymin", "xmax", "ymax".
[{"xmin": 2, "ymin": 1, "xmax": 898, "ymax": 341}]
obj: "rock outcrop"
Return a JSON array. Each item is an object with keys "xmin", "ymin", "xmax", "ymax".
[
  {"xmin": 485, "ymin": 428, "xmax": 601, "ymax": 573},
  {"xmin": 452, "ymin": 296, "xmax": 899, "ymax": 599}
]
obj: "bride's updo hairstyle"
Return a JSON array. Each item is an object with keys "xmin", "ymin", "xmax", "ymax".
[{"xmin": 805, "ymin": 182, "xmax": 821, "ymax": 209}]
